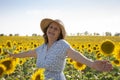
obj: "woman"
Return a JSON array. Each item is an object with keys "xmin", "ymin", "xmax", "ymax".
[{"xmin": 9, "ymin": 18, "xmax": 112, "ymax": 80}]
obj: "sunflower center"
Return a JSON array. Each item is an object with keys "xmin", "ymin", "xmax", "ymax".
[
  {"xmin": 0, "ymin": 67, "xmax": 4, "ymax": 75},
  {"xmin": 101, "ymin": 40, "xmax": 115, "ymax": 54},
  {"xmin": 0, "ymin": 48, "xmax": 1, "ymax": 53},
  {"xmin": 114, "ymin": 60, "xmax": 119, "ymax": 64},
  {"xmin": 7, "ymin": 42, "xmax": 11, "ymax": 47},
  {"xmin": 77, "ymin": 62, "xmax": 82, "ymax": 67},
  {"xmin": 1, "ymin": 61, "xmax": 11, "ymax": 70},
  {"xmin": 35, "ymin": 75, "xmax": 40, "ymax": 80}
]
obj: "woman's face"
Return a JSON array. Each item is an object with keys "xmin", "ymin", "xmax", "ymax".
[{"xmin": 46, "ymin": 22, "xmax": 61, "ymax": 41}]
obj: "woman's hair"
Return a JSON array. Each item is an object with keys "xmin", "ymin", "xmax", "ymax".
[{"xmin": 43, "ymin": 22, "xmax": 64, "ymax": 44}]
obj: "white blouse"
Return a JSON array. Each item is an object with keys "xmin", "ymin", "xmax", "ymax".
[{"xmin": 35, "ymin": 39, "xmax": 70, "ymax": 80}]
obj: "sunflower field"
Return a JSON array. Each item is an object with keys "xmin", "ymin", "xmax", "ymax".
[{"xmin": 0, "ymin": 36, "xmax": 120, "ymax": 80}]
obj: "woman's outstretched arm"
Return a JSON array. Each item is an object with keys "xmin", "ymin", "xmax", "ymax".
[
  {"xmin": 66, "ymin": 47, "xmax": 113, "ymax": 72},
  {"xmin": 8, "ymin": 50, "xmax": 37, "ymax": 58}
]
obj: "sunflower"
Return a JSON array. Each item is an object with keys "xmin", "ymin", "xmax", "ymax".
[
  {"xmin": 66, "ymin": 58, "xmax": 75, "ymax": 65},
  {"xmin": 31, "ymin": 68, "xmax": 45, "ymax": 80},
  {"xmin": 18, "ymin": 45, "xmax": 23, "ymax": 51},
  {"xmin": 111, "ymin": 59, "xmax": 120, "ymax": 66},
  {"xmin": 87, "ymin": 43, "xmax": 91, "ymax": 48},
  {"xmin": 73, "ymin": 61, "xmax": 86, "ymax": 71},
  {"xmin": 6, "ymin": 40, "xmax": 13, "ymax": 49},
  {"xmin": 100, "ymin": 39, "xmax": 115, "ymax": 56},
  {"xmin": 92, "ymin": 44, "xmax": 100, "ymax": 53},
  {"xmin": 96, "ymin": 52, "xmax": 102, "ymax": 60},
  {"xmin": 72, "ymin": 44, "xmax": 76, "ymax": 48},
  {"xmin": 33, "ymin": 43, "xmax": 38, "ymax": 48},
  {"xmin": 0, "ymin": 57, "xmax": 16, "ymax": 74},
  {"xmin": 87, "ymin": 47, "xmax": 92, "ymax": 53},
  {"xmin": 18, "ymin": 58, "xmax": 27, "ymax": 65},
  {"xmin": 23, "ymin": 46, "xmax": 30, "ymax": 51},
  {"xmin": 81, "ymin": 44, "xmax": 85, "ymax": 49},
  {"xmin": 114, "ymin": 47, "xmax": 120, "ymax": 60},
  {"xmin": 0, "ymin": 64, "xmax": 6, "ymax": 77},
  {"xmin": 13, "ymin": 41, "xmax": 17, "ymax": 46},
  {"xmin": 15, "ymin": 45, "xmax": 23, "ymax": 52}
]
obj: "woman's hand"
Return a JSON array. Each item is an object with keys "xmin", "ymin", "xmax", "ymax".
[{"xmin": 92, "ymin": 60, "xmax": 113, "ymax": 72}]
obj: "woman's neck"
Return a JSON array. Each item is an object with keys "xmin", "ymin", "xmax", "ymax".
[{"xmin": 47, "ymin": 39, "xmax": 56, "ymax": 49}]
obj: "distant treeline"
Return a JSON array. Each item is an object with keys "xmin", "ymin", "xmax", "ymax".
[{"xmin": 0, "ymin": 32, "xmax": 120, "ymax": 36}]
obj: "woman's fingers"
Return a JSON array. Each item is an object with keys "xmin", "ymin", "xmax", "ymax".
[
  {"xmin": 103, "ymin": 61, "xmax": 113, "ymax": 72},
  {"xmin": 93, "ymin": 60, "xmax": 113, "ymax": 72}
]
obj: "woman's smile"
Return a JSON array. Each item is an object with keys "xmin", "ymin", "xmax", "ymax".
[{"xmin": 48, "ymin": 31, "xmax": 55, "ymax": 36}]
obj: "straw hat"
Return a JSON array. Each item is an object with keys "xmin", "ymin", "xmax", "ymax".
[{"xmin": 40, "ymin": 18, "xmax": 66, "ymax": 38}]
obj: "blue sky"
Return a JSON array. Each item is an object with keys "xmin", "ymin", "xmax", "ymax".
[{"xmin": 0, "ymin": 0, "xmax": 120, "ymax": 36}]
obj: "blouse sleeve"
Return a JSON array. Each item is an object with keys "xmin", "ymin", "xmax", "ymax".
[
  {"xmin": 56, "ymin": 39, "xmax": 70, "ymax": 56},
  {"xmin": 59, "ymin": 39, "xmax": 70, "ymax": 49}
]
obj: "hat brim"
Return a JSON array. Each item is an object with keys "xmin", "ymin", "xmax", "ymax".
[{"xmin": 40, "ymin": 18, "xmax": 54, "ymax": 33}]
